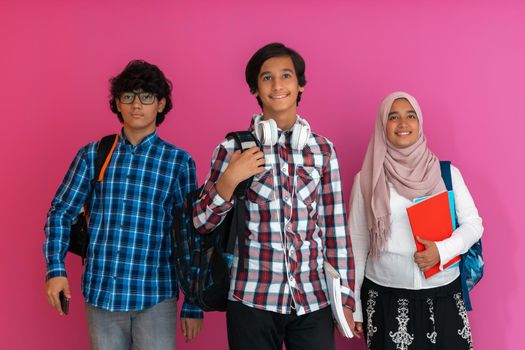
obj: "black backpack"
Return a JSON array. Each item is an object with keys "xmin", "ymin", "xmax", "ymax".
[
  {"xmin": 69, "ymin": 134, "xmax": 118, "ymax": 264},
  {"xmin": 172, "ymin": 131, "xmax": 260, "ymax": 311}
]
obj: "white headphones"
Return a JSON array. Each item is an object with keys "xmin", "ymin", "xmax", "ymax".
[{"xmin": 253, "ymin": 114, "xmax": 311, "ymax": 150}]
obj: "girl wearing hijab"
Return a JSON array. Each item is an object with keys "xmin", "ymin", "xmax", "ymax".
[{"xmin": 349, "ymin": 92, "xmax": 483, "ymax": 349}]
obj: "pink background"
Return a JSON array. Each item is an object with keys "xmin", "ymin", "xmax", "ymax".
[{"xmin": 1, "ymin": 0, "xmax": 523, "ymax": 349}]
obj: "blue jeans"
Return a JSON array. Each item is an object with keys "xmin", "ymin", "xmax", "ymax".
[{"xmin": 85, "ymin": 297, "xmax": 177, "ymax": 350}]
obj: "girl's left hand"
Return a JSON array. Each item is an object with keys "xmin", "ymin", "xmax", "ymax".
[{"xmin": 414, "ymin": 236, "xmax": 440, "ymax": 272}]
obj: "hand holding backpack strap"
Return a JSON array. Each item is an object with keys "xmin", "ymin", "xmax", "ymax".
[
  {"xmin": 174, "ymin": 131, "xmax": 262, "ymax": 312},
  {"xmin": 225, "ymin": 131, "xmax": 261, "ymax": 271}
]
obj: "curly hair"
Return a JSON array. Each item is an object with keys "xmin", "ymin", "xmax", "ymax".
[
  {"xmin": 109, "ymin": 60, "xmax": 173, "ymax": 126},
  {"xmin": 245, "ymin": 43, "xmax": 307, "ymax": 108}
]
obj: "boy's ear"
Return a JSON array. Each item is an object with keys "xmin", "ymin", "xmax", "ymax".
[
  {"xmin": 115, "ymin": 98, "xmax": 121, "ymax": 112},
  {"xmin": 253, "ymin": 91, "xmax": 259, "ymax": 97},
  {"xmin": 158, "ymin": 98, "xmax": 166, "ymax": 112},
  {"xmin": 299, "ymin": 85, "xmax": 305, "ymax": 93}
]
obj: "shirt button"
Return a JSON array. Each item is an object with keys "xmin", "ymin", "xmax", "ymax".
[
  {"xmin": 284, "ymin": 196, "xmax": 289, "ymax": 201},
  {"xmin": 282, "ymin": 167, "xmax": 288, "ymax": 175}
]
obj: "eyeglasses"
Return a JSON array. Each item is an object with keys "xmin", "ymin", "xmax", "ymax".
[{"xmin": 118, "ymin": 92, "xmax": 157, "ymax": 105}]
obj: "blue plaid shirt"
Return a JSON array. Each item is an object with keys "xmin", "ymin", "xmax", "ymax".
[{"xmin": 44, "ymin": 131, "xmax": 203, "ymax": 318}]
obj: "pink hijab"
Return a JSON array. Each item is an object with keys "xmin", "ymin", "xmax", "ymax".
[{"xmin": 360, "ymin": 91, "xmax": 446, "ymax": 257}]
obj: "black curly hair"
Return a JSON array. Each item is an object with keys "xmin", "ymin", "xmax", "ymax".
[
  {"xmin": 245, "ymin": 43, "xmax": 307, "ymax": 109},
  {"xmin": 109, "ymin": 60, "xmax": 173, "ymax": 126}
]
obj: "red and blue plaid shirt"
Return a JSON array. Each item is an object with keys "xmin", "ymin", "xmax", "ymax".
[{"xmin": 193, "ymin": 115, "xmax": 354, "ymax": 315}]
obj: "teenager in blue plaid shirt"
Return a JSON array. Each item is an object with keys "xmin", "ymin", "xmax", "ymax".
[
  {"xmin": 193, "ymin": 43, "xmax": 359, "ymax": 349},
  {"xmin": 44, "ymin": 60, "xmax": 203, "ymax": 349}
]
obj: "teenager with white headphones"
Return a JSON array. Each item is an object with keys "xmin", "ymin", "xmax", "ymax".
[{"xmin": 193, "ymin": 42, "xmax": 358, "ymax": 350}]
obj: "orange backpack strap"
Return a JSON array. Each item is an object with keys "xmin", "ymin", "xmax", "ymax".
[
  {"xmin": 97, "ymin": 134, "xmax": 119, "ymax": 182},
  {"xmin": 84, "ymin": 134, "xmax": 119, "ymax": 217}
]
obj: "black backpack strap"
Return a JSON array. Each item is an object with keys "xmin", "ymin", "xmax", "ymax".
[
  {"xmin": 439, "ymin": 161, "xmax": 453, "ymax": 191},
  {"xmin": 226, "ymin": 131, "xmax": 261, "ymax": 195},
  {"xmin": 222, "ymin": 198, "xmax": 247, "ymax": 273},
  {"xmin": 84, "ymin": 134, "xmax": 118, "ymax": 209},
  {"xmin": 75, "ymin": 134, "xmax": 118, "ymax": 265},
  {"xmin": 224, "ymin": 131, "xmax": 261, "ymax": 271},
  {"xmin": 94, "ymin": 134, "xmax": 118, "ymax": 182}
]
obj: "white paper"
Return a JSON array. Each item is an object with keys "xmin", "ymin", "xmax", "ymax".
[{"xmin": 324, "ymin": 261, "xmax": 353, "ymax": 338}]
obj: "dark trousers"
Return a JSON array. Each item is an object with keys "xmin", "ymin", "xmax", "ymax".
[{"xmin": 226, "ymin": 300, "xmax": 335, "ymax": 350}]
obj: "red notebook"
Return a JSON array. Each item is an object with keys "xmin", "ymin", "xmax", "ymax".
[{"xmin": 406, "ymin": 191, "xmax": 460, "ymax": 279}]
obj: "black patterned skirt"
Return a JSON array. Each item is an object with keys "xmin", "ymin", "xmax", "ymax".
[{"xmin": 361, "ymin": 277, "xmax": 473, "ymax": 350}]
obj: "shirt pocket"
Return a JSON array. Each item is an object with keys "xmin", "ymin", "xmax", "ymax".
[
  {"xmin": 295, "ymin": 165, "xmax": 322, "ymax": 206},
  {"xmin": 247, "ymin": 168, "xmax": 275, "ymax": 204}
]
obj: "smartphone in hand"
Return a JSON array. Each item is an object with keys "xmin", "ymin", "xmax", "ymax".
[{"xmin": 59, "ymin": 291, "xmax": 69, "ymax": 315}]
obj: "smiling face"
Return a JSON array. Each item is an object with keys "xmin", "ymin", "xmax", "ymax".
[
  {"xmin": 386, "ymin": 98, "xmax": 420, "ymax": 148},
  {"xmin": 255, "ymin": 55, "xmax": 304, "ymax": 123}
]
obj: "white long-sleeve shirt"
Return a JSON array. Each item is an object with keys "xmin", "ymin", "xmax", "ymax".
[{"xmin": 349, "ymin": 165, "xmax": 483, "ymax": 322}]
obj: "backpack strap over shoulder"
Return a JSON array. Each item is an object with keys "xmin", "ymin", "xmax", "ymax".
[
  {"xmin": 85, "ymin": 134, "xmax": 118, "ymax": 201},
  {"xmin": 84, "ymin": 134, "xmax": 118, "ymax": 212},
  {"xmin": 224, "ymin": 131, "xmax": 261, "ymax": 271},
  {"xmin": 227, "ymin": 130, "xmax": 260, "ymax": 152},
  {"xmin": 226, "ymin": 131, "xmax": 261, "ymax": 196},
  {"xmin": 439, "ymin": 160, "xmax": 481, "ymax": 311},
  {"xmin": 95, "ymin": 134, "xmax": 119, "ymax": 182},
  {"xmin": 75, "ymin": 134, "xmax": 118, "ymax": 265},
  {"xmin": 439, "ymin": 160, "xmax": 453, "ymax": 191}
]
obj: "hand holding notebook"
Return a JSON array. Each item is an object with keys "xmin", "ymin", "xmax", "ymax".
[
  {"xmin": 324, "ymin": 261, "xmax": 354, "ymax": 338},
  {"xmin": 406, "ymin": 190, "xmax": 460, "ymax": 278}
]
